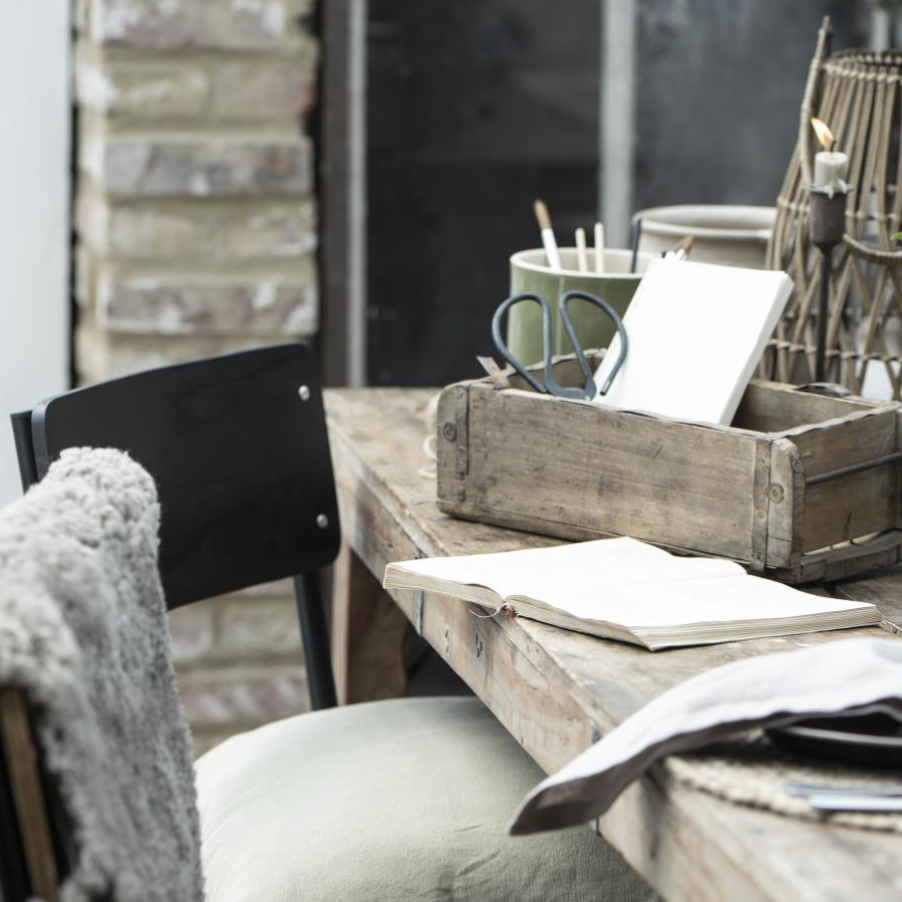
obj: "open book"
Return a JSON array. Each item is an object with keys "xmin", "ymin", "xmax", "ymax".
[
  {"xmin": 593, "ymin": 258, "xmax": 793, "ymax": 425},
  {"xmin": 383, "ymin": 538, "xmax": 880, "ymax": 650}
]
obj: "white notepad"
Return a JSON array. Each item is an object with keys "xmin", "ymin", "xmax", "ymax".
[{"xmin": 593, "ymin": 258, "xmax": 793, "ymax": 425}]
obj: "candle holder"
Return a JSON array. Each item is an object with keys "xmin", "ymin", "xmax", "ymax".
[{"xmin": 805, "ymin": 183, "xmax": 852, "ymax": 383}]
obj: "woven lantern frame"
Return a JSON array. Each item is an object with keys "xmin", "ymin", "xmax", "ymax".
[{"xmin": 766, "ymin": 18, "xmax": 902, "ymax": 398}]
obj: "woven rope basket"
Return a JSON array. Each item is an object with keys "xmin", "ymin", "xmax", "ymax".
[{"xmin": 766, "ymin": 20, "xmax": 902, "ymax": 398}]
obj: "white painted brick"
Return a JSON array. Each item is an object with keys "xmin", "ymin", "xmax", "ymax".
[
  {"xmin": 78, "ymin": 189, "xmax": 317, "ymax": 260},
  {"xmin": 177, "ymin": 666, "xmax": 308, "ymax": 729},
  {"xmin": 215, "ymin": 201, "xmax": 317, "ymax": 257},
  {"xmin": 236, "ymin": 578, "xmax": 295, "ymax": 597},
  {"xmin": 75, "ymin": 245, "xmax": 98, "ymax": 310},
  {"xmin": 97, "ymin": 266, "xmax": 318, "ymax": 336},
  {"xmin": 76, "ymin": 320, "xmax": 285, "ymax": 382},
  {"xmin": 217, "ymin": 597, "xmax": 302, "ymax": 658},
  {"xmin": 78, "ymin": 60, "xmax": 210, "ymax": 118},
  {"xmin": 211, "ymin": 58, "xmax": 316, "ymax": 119},
  {"xmin": 77, "ymin": 190, "xmax": 209, "ymax": 257},
  {"xmin": 89, "ymin": 0, "xmax": 197, "ymax": 48},
  {"xmin": 89, "ymin": 0, "xmax": 315, "ymax": 51},
  {"xmin": 168, "ymin": 601, "xmax": 216, "ymax": 665},
  {"xmin": 89, "ymin": 133, "xmax": 312, "ymax": 198},
  {"xmin": 110, "ymin": 205, "xmax": 209, "ymax": 256}
]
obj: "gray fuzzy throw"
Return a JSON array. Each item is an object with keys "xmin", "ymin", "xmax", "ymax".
[{"xmin": 0, "ymin": 448, "xmax": 204, "ymax": 902}]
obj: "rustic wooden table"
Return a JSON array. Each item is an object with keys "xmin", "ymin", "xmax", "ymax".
[{"xmin": 326, "ymin": 387, "xmax": 902, "ymax": 902}]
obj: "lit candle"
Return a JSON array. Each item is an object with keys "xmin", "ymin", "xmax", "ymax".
[{"xmin": 811, "ymin": 117, "xmax": 848, "ymax": 192}]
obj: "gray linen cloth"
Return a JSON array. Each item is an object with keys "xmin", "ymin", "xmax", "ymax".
[
  {"xmin": 0, "ymin": 448, "xmax": 204, "ymax": 902},
  {"xmin": 511, "ymin": 637, "xmax": 902, "ymax": 834}
]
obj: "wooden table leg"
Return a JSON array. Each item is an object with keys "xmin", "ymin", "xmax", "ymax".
[{"xmin": 330, "ymin": 540, "xmax": 409, "ymax": 705}]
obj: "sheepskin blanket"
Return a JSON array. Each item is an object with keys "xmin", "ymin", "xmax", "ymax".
[{"xmin": 0, "ymin": 448, "xmax": 204, "ymax": 902}]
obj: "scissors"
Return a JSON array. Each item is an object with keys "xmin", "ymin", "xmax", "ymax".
[{"xmin": 490, "ymin": 290, "xmax": 628, "ymax": 400}]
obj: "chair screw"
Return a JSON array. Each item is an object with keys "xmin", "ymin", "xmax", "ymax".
[
  {"xmin": 316, "ymin": 513, "xmax": 329, "ymax": 529},
  {"xmin": 298, "ymin": 385, "xmax": 311, "ymax": 401}
]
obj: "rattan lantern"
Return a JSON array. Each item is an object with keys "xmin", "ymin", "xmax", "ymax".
[{"xmin": 766, "ymin": 17, "xmax": 902, "ymax": 398}]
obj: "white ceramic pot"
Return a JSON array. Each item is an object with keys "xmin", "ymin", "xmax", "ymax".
[{"xmin": 634, "ymin": 205, "xmax": 776, "ymax": 269}]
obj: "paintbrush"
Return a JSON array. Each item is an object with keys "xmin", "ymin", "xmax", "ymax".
[
  {"xmin": 629, "ymin": 217, "xmax": 643, "ymax": 273},
  {"xmin": 534, "ymin": 199, "xmax": 562, "ymax": 271},
  {"xmin": 594, "ymin": 222, "xmax": 605, "ymax": 273},
  {"xmin": 668, "ymin": 235, "xmax": 695, "ymax": 261},
  {"xmin": 575, "ymin": 227, "xmax": 588, "ymax": 272}
]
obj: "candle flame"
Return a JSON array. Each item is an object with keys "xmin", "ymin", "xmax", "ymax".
[{"xmin": 811, "ymin": 117, "xmax": 835, "ymax": 150}]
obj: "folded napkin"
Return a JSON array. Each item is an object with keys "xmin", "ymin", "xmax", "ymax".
[{"xmin": 510, "ymin": 638, "xmax": 902, "ymax": 834}]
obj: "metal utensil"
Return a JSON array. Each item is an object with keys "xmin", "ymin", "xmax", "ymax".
[
  {"xmin": 807, "ymin": 795, "xmax": 902, "ymax": 813},
  {"xmin": 785, "ymin": 781, "xmax": 902, "ymax": 798}
]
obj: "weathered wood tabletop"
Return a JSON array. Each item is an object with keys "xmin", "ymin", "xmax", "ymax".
[{"xmin": 326, "ymin": 387, "xmax": 902, "ymax": 902}]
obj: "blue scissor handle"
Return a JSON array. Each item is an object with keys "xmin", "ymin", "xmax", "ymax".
[
  {"xmin": 554, "ymin": 291, "xmax": 629, "ymax": 397},
  {"xmin": 491, "ymin": 290, "xmax": 628, "ymax": 400},
  {"xmin": 490, "ymin": 293, "xmax": 552, "ymax": 394}
]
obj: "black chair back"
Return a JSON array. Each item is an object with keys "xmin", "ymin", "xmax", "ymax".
[
  {"xmin": 12, "ymin": 343, "xmax": 339, "ymax": 608},
  {"xmin": 11, "ymin": 343, "xmax": 339, "ymax": 708}
]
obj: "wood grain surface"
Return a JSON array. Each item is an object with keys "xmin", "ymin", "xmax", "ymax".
[
  {"xmin": 0, "ymin": 689, "xmax": 58, "ymax": 901},
  {"xmin": 327, "ymin": 386, "xmax": 902, "ymax": 902}
]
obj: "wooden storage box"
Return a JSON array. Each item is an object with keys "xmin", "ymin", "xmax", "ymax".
[{"xmin": 436, "ymin": 353, "xmax": 902, "ymax": 583}]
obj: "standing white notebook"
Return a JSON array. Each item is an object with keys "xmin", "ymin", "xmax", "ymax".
[{"xmin": 594, "ymin": 258, "xmax": 793, "ymax": 424}]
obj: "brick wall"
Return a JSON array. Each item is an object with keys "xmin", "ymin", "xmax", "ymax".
[
  {"xmin": 74, "ymin": 0, "xmax": 319, "ymax": 751},
  {"xmin": 75, "ymin": 0, "xmax": 318, "ymax": 379},
  {"xmin": 170, "ymin": 582, "xmax": 309, "ymax": 756}
]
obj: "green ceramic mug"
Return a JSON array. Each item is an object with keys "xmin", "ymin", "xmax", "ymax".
[{"xmin": 507, "ymin": 248, "xmax": 653, "ymax": 366}]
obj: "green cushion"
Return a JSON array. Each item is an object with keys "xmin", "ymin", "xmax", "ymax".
[{"xmin": 196, "ymin": 696, "xmax": 655, "ymax": 902}]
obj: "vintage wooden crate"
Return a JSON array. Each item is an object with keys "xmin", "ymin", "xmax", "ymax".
[{"xmin": 436, "ymin": 353, "xmax": 902, "ymax": 583}]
